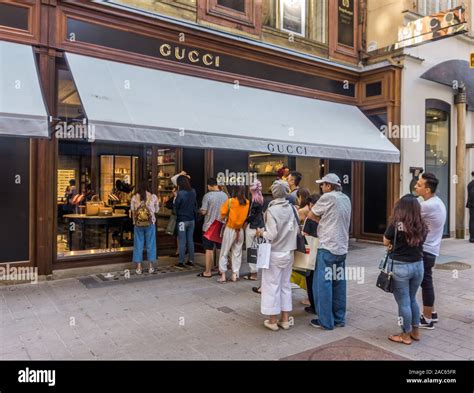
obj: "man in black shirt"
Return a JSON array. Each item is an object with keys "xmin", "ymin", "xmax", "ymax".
[{"xmin": 467, "ymin": 171, "xmax": 474, "ymax": 243}]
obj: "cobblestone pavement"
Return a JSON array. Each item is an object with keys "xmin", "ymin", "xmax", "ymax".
[{"xmin": 0, "ymin": 239, "xmax": 472, "ymax": 360}]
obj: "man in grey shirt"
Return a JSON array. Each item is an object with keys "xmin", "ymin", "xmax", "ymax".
[
  {"xmin": 307, "ymin": 173, "xmax": 351, "ymax": 330},
  {"xmin": 198, "ymin": 177, "xmax": 228, "ymax": 278}
]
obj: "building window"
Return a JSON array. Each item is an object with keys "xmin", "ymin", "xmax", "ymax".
[
  {"xmin": 280, "ymin": 0, "xmax": 306, "ymax": 36},
  {"xmin": 217, "ymin": 0, "xmax": 246, "ymax": 13},
  {"xmin": 197, "ymin": 0, "xmax": 262, "ymax": 35},
  {"xmin": 418, "ymin": 0, "xmax": 460, "ymax": 15},
  {"xmin": 425, "ymin": 99, "xmax": 450, "ymax": 236},
  {"xmin": 0, "ymin": 3, "xmax": 29, "ymax": 31},
  {"xmin": 264, "ymin": 0, "xmax": 327, "ymax": 43}
]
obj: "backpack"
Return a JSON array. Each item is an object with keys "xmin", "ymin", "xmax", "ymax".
[{"xmin": 135, "ymin": 198, "xmax": 152, "ymax": 227}]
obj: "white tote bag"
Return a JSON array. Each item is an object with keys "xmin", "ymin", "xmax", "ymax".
[
  {"xmin": 256, "ymin": 242, "xmax": 272, "ymax": 270},
  {"xmin": 293, "ymin": 236, "xmax": 319, "ymax": 271}
]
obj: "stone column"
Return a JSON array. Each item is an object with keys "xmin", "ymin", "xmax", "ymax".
[{"xmin": 454, "ymin": 84, "xmax": 467, "ymax": 239}]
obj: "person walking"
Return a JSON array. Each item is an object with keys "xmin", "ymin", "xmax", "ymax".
[
  {"xmin": 198, "ymin": 177, "xmax": 228, "ymax": 278},
  {"xmin": 130, "ymin": 181, "xmax": 160, "ymax": 274},
  {"xmin": 256, "ymin": 180, "xmax": 299, "ymax": 331},
  {"xmin": 175, "ymin": 175, "xmax": 197, "ymax": 268},
  {"xmin": 414, "ymin": 172, "xmax": 447, "ymax": 329},
  {"xmin": 383, "ymin": 194, "xmax": 428, "ymax": 345},
  {"xmin": 307, "ymin": 173, "xmax": 351, "ymax": 330},
  {"xmin": 218, "ymin": 186, "xmax": 250, "ymax": 283},
  {"xmin": 467, "ymin": 171, "xmax": 474, "ymax": 243},
  {"xmin": 244, "ymin": 180, "xmax": 265, "ymax": 281}
]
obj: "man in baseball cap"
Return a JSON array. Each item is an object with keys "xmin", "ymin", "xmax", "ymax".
[{"xmin": 308, "ymin": 173, "xmax": 351, "ymax": 330}]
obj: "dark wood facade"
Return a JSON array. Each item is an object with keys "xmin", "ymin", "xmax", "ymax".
[{"xmin": 0, "ymin": 0, "xmax": 401, "ymax": 275}]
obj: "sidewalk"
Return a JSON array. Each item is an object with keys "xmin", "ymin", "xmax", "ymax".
[{"xmin": 0, "ymin": 239, "xmax": 472, "ymax": 360}]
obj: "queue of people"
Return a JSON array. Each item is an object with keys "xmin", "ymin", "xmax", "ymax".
[{"xmin": 128, "ymin": 169, "xmax": 448, "ymax": 344}]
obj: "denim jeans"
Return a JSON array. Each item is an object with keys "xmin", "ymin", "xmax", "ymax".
[
  {"xmin": 178, "ymin": 220, "xmax": 195, "ymax": 264},
  {"xmin": 133, "ymin": 224, "xmax": 156, "ymax": 263},
  {"xmin": 392, "ymin": 260, "xmax": 424, "ymax": 333},
  {"xmin": 312, "ymin": 248, "xmax": 347, "ymax": 330}
]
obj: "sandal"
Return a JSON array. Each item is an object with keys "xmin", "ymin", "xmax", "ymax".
[
  {"xmin": 231, "ymin": 273, "xmax": 239, "ymax": 282},
  {"xmin": 388, "ymin": 334, "xmax": 412, "ymax": 345},
  {"xmin": 197, "ymin": 272, "xmax": 212, "ymax": 278},
  {"xmin": 243, "ymin": 274, "xmax": 257, "ymax": 281},
  {"xmin": 252, "ymin": 287, "xmax": 261, "ymax": 294},
  {"xmin": 136, "ymin": 267, "xmax": 142, "ymax": 275},
  {"xmin": 217, "ymin": 277, "xmax": 227, "ymax": 284}
]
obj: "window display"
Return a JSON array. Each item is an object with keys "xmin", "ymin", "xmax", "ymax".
[
  {"xmin": 249, "ymin": 153, "xmax": 290, "ymax": 195},
  {"xmin": 57, "ymin": 144, "xmax": 140, "ymax": 258},
  {"xmin": 156, "ymin": 148, "xmax": 177, "ymax": 234}
]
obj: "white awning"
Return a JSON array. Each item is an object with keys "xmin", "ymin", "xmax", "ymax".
[
  {"xmin": 66, "ymin": 52, "xmax": 400, "ymax": 163},
  {"xmin": 0, "ymin": 41, "xmax": 49, "ymax": 138}
]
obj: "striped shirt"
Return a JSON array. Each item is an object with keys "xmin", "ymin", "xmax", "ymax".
[{"xmin": 200, "ymin": 190, "xmax": 228, "ymax": 232}]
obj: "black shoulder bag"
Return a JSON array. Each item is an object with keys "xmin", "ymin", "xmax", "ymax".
[
  {"xmin": 290, "ymin": 205, "xmax": 307, "ymax": 254},
  {"xmin": 376, "ymin": 225, "xmax": 398, "ymax": 293}
]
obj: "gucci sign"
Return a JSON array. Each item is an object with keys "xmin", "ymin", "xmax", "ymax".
[{"xmin": 159, "ymin": 44, "xmax": 221, "ymax": 68}]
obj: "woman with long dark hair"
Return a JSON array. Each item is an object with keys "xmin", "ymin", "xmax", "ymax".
[
  {"xmin": 218, "ymin": 185, "xmax": 250, "ymax": 283},
  {"xmin": 130, "ymin": 181, "xmax": 159, "ymax": 274},
  {"xmin": 174, "ymin": 175, "xmax": 197, "ymax": 268},
  {"xmin": 383, "ymin": 194, "xmax": 428, "ymax": 345},
  {"xmin": 244, "ymin": 180, "xmax": 265, "ymax": 281}
]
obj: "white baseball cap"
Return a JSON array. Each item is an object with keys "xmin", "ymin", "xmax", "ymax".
[{"xmin": 316, "ymin": 173, "xmax": 341, "ymax": 186}]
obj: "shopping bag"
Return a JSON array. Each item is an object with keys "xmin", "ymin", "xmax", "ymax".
[
  {"xmin": 293, "ymin": 236, "xmax": 319, "ymax": 271},
  {"xmin": 247, "ymin": 237, "xmax": 263, "ymax": 265},
  {"xmin": 256, "ymin": 241, "xmax": 271, "ymax": 270},
  {"xmin": 165, "ymin": 213, "xmax": 177, "ymax": 235},
  {"xmin": 203, "ymin": 220, "xmax": 224, "ymax": 243}
]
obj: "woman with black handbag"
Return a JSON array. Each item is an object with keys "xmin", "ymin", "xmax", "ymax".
[{"xmin": 383, "ymin": 194, "xmax": 428, "ymax": 345}]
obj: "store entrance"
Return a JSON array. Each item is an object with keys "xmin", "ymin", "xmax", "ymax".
[{"xmin": 182, "ymin": 148, "xmax": 206, "ymax": 245}]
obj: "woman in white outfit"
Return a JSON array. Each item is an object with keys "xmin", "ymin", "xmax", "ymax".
[{"xmin": 256, "ymin": 180, "xmax": 298, "ymax": 331}]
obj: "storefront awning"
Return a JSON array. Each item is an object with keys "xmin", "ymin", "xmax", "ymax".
[
  {"xmin": 66, "ymin": 52, "xmax": 400, "ymax": 163},
  {"xmin": 0, "ymin": 41, "xmax": 49, "ymax": 138}
]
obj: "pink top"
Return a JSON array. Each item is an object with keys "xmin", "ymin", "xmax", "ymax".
[{"xmin": 130, "ymin": 191, "xmax": 160, "ymax": 224}]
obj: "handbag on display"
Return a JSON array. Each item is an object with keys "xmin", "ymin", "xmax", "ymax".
[
  {"xmin": 256, "ymin": 240, "xmax": 271, "ymax": 270},
  {"xmin": 290, "ymin": 206, "xmax": 307, "ymax": 253},
  {"xmin": 98, "ymin": 207, "xmax": 113, "ymax": 216},
  {"xmin": 203, "ymin": 220, "xmax": 224, "ymax": 244},
  {"xmin": 376, "ymin": 226, "xmax": 398, "ymax": 293},
  {"xmin": 86, "ymin": 201, "xmax": 104, "ymax": 216},
  {"xmin": 293, "ymin": 235, "xmax": 319, "ymax": 271}
]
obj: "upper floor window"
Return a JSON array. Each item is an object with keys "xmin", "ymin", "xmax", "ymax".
[
  {"xmin": 417, "ymin": 0, "xmax": 460, "ymax": 15},
  {"xmin": 264, "ymin": 0, "xmax": 327, "ymax": 43},
  {"xmin": 197, "ymin": 0, "xmax": 262, "ymax": 35}
]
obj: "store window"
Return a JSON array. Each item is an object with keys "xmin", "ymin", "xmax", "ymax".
[
  {"xmin": 425, "ymin": 99, "xmax": 450, "ymax": 236},
  {"xmin": 364, "ymin": 113, "xmax": 389, "ymax": 235},
  {"xmin": 0, "ymin": 137, "xmax": 29, "ymax": 263},
  {"xmin": 156, "ymin": 148, "xmax": 178, "ymax": 237}
]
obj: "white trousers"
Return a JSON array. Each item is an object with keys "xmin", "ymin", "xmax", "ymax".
[
  {"xmin": 245, "ymin": 227, "xmax": 264, "ymax": 274},
  {"xmin": 219, "ymin": 227, "xmax": 244, "ymax": 274},
  {"xmin": 261, "ymin": 251, "xmax": 294, "ymax": 315}
]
